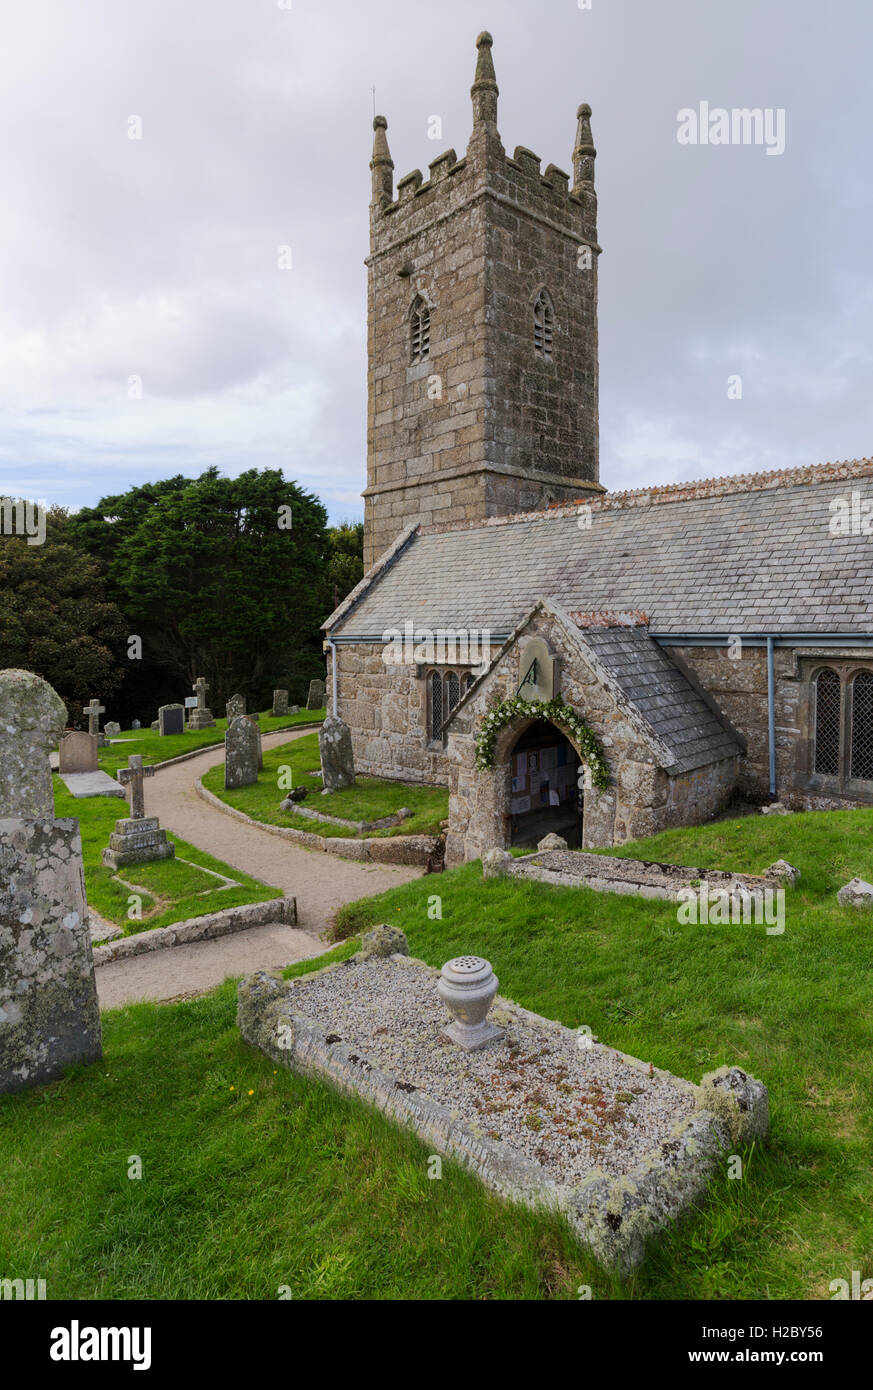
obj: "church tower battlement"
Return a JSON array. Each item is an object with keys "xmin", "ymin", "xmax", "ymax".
[{"xmin": 363, "ymin": 32, "xmax": 603, "ymax": 570}]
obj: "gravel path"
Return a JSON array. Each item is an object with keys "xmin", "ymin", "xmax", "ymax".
[{"xmin": 95, "ymin": 729, "xmax": 422, "ymax": 1007}]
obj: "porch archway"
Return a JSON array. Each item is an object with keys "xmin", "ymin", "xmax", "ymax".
[{"xmin": 502, "ymin": 718, "xmax": 582, "ymax": 848}]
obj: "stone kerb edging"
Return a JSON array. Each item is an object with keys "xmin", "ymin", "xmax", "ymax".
[
  {"xmin": 195, "ymin": 779, "xmax": 437, "ymax": 867},
  {"xmin": 237, "ymin": 956, "xmax": 769, "ymax": 1274},
  {"xmin": 92, "ymin": 896, "xmax": 298, "ymax": 967},
  {"xmin": 140, "ymin": 721, "xmax": 323, "ymax": 773},
  {"xmin": 508, "ymin": 848, "xmax": 781, "ymax": 902}
]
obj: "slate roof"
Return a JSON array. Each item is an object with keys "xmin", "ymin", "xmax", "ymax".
[
  {"xmin": 571, "ymin": 620, "xmax": 741, "ymax": 774},
  {"xmin": 327, "ymin": 459, "xmax": 873, "ymax": 637}
]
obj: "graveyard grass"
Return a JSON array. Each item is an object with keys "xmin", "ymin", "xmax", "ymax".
[
  {"xmin": 95, "ymin": 708, "xmax": 325, "ymax": 777},
  {"xmin": 201, "ymin": 732, "xmax": 448, "ymax": 837},
  {"xmin": 53, "ymin": 777, "xmax": 282, "ymax": 933},
  {"xmin": 1, "ymin": 806, "xmax": 872, "ymax": 1299}
]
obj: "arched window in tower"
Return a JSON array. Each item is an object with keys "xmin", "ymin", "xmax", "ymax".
[
  {"xmin": 813, "ymin": 668, "xmax": 841, "ymax": 776},
  {"xmin": 410, "ymin": 295, "xmax": 431, "ymax": 364},
  {"xmin": 429, "ymin": 670, "xmax": 443, "ymax": 741},
  {"xmin": 850, "ymin": 671, "xmax": 873, "ymax": 780},
  {"xmin": 533, "ymin": 289, "xmax": 554, "ymax": 361}
]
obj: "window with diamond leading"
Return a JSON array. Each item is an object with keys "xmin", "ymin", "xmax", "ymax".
[
  {"xmin": 429, "ymin": 670, "xmax": 442, "ymax": 741},
  {"xmin": 410, "ymin": 296, "xmax": 430, "ymax": 364},
  {"xmin": 851, "ymin": 671, "xmax": 873, "ymax": 780},
  {"xmin": 533, "ymin": 289, "xmax": 554, "ymax": 361},
  {"xmin": 814, "ymin": 668, "xmax": 841, "ymax": 776}
]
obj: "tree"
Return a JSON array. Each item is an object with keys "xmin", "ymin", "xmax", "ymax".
[
  {"xmin": 0, "ymin": 507, "xmax": 127, "ymax": 720},
  {"xmin": 326, "ymin": 521, "xmax": 364, "ymax": 609},
  {"xmin": 71, "ymin": 469, "xmax": 330, "ymax": 709}
]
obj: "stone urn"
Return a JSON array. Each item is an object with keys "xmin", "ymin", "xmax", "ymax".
[{"xmin": 437, "ymin": 956, "xmax": 505, "ymax": 1051}]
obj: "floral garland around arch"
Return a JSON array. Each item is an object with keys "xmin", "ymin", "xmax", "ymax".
[{"xmin": 473, "ymin": 696, "xmax": 610, "ymax": 790}]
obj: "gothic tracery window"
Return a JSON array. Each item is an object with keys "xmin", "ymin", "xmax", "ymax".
[
  {"xmin": 533, "ymin": 289, "xmax": 554, "ymax": 361},
  {"xmin": 410, "ymin": 295, "xmax": 431, "ymax": 364}
]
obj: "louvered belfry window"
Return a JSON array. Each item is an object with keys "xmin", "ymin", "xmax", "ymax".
[
  {"xmin": 814, "ymin": 669, "xmax": 841, "ymax": 776},
  {"xmin": 410, "ymin": 296, "xmax": 430, "ymax": 364},
  {"xmin": 850, "ymin": 671, "xmax": 873, "ymax": 780},
  {"xmin": 430, "ymin": 671, "xmax": 442, "ymax": 741},
  {"xmin": 533, "ymin": 289, "xmax": 554, "ymax": 360}
]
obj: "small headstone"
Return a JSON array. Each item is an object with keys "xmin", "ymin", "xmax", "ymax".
[
  {"xmin": 272, "ymin": 689, "xmax": 289, "ymax": 717},
  {"xmin": 158, "ymin": 703, "xmax": 185, "ymax": 737},
  {"xmin": 131, "ymin": 719, "xmax": 141, "ymax": 730},
  {"xmin": 150, "ymin": 720, "xmax": 159, "ymax": 731},
  {"xmin": 765, "ymin": 860, "xmax": 800, "ymax": 887},
  {"xmin": 102, "ymin": 754, "xmax": 174, "ymax": 869},
  {"xmin": 0, "ymin": 669, "xmax": 102, "ymax": 1093},
  {"xmin": 83, "ymin": 697, "xmax": 108, "ymax": 747},
  {"xmin": 225, "ymin": 715, "xmax": 259, "ymax": 789},
  {"xmin": 537, "ymin": 832, "xmax": 568, "ymax": 852},
  {"xmin": 58, "ymin": 730, "xmax": 98, "ymax": 774},
  {"xmin": 104, "ymin": 721, "xmax": 121, "ymax": 738},
  {"xmin": 837, "ymin": 877, "xmax": 873, "ymax": 908},
  {"xmin": 307, "ymin": 678, "xmax": 326, "ymax": 710},
  {"xmin": 358, "ymin": 925, "xmax": 409, "ymax": 960},
  {"xmin": 482, "ymin": 848, "xmax": 512, "ymax": 879},
  {"xmin": 289, "ymin": 705, "xmax": 300, "ymax": 715},
  {"xmin": 318, "ymin": 713, "xmax": 355, "ymax": 791},
  {"xmin": 226, "ymin": 693, "xmax": 246, "ymax": 721},
  {"xmin": 188, "ymin": 675, "xmax": 216, "ymax": 730}
]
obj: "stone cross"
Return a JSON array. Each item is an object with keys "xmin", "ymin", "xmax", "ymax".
[
  {"xmin": 83, "ymin": 698, "xmax": 105, "ymax": 737},
  {"xmin": 194, "ymin": 676, "xmax": 209, "ymax": 710},
  {"xmin": 117, "ymin": 754, "xmax": 155, "ymax": 819}
]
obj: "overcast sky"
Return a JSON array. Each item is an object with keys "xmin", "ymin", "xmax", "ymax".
[{"xmin": 1, "ymin": 0, "xmax": 871, "ymax": 523}]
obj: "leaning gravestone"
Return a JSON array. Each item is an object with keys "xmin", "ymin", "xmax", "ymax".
[
  {"xmin": 226, "ymin": 693, "xmax": 246, "ymax": 721},
  {"xmin": 272, "ymin": 689, "xmax": 289, "ymax": 717},
  {"xmin": 225, "ymin": 716, "xmax": 259, "ymax": 790},
  {"xmin": 318, "ymin": 713, "xmax": 355, "ymax": 791},
  {"xmin": 188, "ymin": 676, "xmax": 216, "ymax": 730},
  {"xmin": 307, "ymin": 679, "xmax": 326, "ymax": 710},
  {"xmin": 158, "ymin": 703, "xmax": 185, "ymax": 737},
  {"xmin": 104, "ymin": 721, "xmax": 121, "ymax": 738},
  {"xmin": 0, "ymin": 669, "xmax": 102, "ymax": 1093},
  {"xmin": 58, "ymin": 730, "xmax": 98, "ymax": 774}
]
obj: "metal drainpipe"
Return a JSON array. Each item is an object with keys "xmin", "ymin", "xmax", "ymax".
[
  {"xmin": 328, "ymin": 640, "xmax": 338, "ymax": 717},
  {"xmin": 767, "ymin": 635, "xmax": 777, "ymax": 800}
]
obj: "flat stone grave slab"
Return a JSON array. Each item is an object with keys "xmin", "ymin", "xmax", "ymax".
[
  {"xmin": 59, "ymin": 770, "xmax": 126, "ymax": 799},
  {"xmin": 238, "ymin": 954, "xmax": 768, "ymax": 1273},
  {"xmin": 511, "ymin": 847, "xmax": 774, "ymax": 901}
]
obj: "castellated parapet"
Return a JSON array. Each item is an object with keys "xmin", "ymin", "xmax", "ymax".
[{"xmin": 363, "ymin": 33, "xmax": 603, "ymax": 569}]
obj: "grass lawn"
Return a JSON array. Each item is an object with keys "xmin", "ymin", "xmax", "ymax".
[
  {"xmin": 96, "ymin": 708, "xmax": 325, "ymax": 777},
  {"xmin": 53, "ymin": 777, "xmax": 281, "ymax": 934},
  {"xmin": 1, "ymin": 806, "xmax": 871, "ymax": 1299},
  {"xmin": 201, "ymin": 732, "xmax": 448, "ymax": 838}
]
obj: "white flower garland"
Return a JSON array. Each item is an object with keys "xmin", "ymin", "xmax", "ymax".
[{"xmin": 474, "ymin": 696, "xmax": 609, "ymax": 790}]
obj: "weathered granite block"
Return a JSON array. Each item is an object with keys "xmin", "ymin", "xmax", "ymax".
[
  {"xmin": 318, "ymin": 713, "xmax": 355, "ymax": 791},
  {"xmin": 307, "ymin": 679, "xmax": 326, "ymax": 710},
  {"xmin": 0, "ymin": 817, "xmax": 102, "ymax": 1092},
  {"xmin": 272, "ymin": 689, "xmax": 289, "ymax": 716},
  {"xmin": 0, "ymin": 668, "xmax": 67, "ymax": 818},
  {"xmin": 225, "ymin": 715, "xmax": 259, "ymax": 789},
  {"xmin": 101, "ymin": 815, "xmax": 175, "ymax": 869}
]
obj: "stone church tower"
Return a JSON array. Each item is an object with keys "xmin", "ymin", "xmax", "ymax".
[{"xmin": 362, "ymin": 32, "xmax": 603, "ymax": 569}]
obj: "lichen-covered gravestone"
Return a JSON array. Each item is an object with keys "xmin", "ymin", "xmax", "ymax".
[
  {"xmin": 0, "ymin": 668, "xmax": 102, "ymax": 1093},
  {"xmin": 306, "ymin": 679, "xmax": 326, "ymax": 710},
  {"xmin": 225, "ymin": 716, "xmax": 259, "ymax": 790},
  {"xmin": 318, "ymin": 713, "xmax": 355, "ymax": 791},
  {"xmin": 104, "ymin": 721, "xmax": 121, "ymax": 738},
  {"xmin": 102, "ymin": 754, "xmax": 175, "ymax": 869},
  {"xmin": 246, "ymin": 713, "xmax": 264, "ymax": 771},
  {"xmin": 272, "ymin": 689, "xmax": 289, "ymax": 717},
  {"xmin": 226, "ymin": 693, "xmax": 246, "ymax": 721}
]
